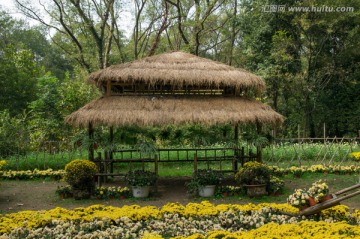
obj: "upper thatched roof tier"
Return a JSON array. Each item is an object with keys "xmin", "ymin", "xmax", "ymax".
[
  {"xmin": 88, "ymin": 51, "xmax": 265, "ymax": 95},
  {"xmin": 65, "ymin": 96, "xmax": 284, "ymax": 127}
]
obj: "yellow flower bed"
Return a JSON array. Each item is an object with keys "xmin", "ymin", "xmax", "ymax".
[
  {"xmin": 1, "ymin": 202, "xmax": 359, "ymax": 238},
  {"xmin": 0, "ymin": 160, "xmax": 6, "ymax": 170},
  {"xmin": 0, "ymin": 168, "xmax": 64, "ymax": 179},
  {"xmin": 1, "ymin": 163, "xmax": 359, "ymax": 181},
  {"xmin": 170, "ymin": 221, "xmax": 360, "ymax": 239},
  {"xmin": 351, "ymin": 152, "xmax": 360, "ymax": 162}
]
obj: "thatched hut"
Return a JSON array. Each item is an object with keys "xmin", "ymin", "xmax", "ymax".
[{"xmin": 66, "ymin": 51, "xmax": 283, "ymax": 160}]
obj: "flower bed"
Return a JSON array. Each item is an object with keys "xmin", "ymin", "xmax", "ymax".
[
  {"xmin": 0, "ymin": 164, "xmax": 359, "ymax": 181},
  {"xmin": 94, "ymin": 186, "xmax": 131, "ymax": 199},
  {"xmin": 0, "ymin": 201, "xmax": 359, "ymax": 238},
  {"xmin": 0, "ymin": 168, "xmax": 64, "ymax": 180}
]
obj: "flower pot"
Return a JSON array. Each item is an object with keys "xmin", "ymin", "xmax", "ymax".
[
  {"xmin": 72, "ymin": 187, "xmax": 92, "ymax": 200},
  {"xmin": 59, "ymin": 193, "xmax": 65, "ymax": 199},
  {"xmin": 245, "ymin": 184, "xmax": 267, "ymax": 197},
  {"xmin": 308, "ymin": 196, "xmax": 317, "ymax": 206},
  {"xmin": 198, "ymin": 185, "xmax": 216, "ymax": 197},
  {"xmin": 132, "ymin": 186, "xmax": 151, "ymax": 198},
  {"xmin": 299, "ymin": 205, "xmax": 309, "ymax": 211},
  {"xmin": 320, "ymin": 194, "xmax": 332, "ymax": 202},
  {"xmin": 222, "ymin": 192, "xmax": 228, "ymax": 197},
  {"xmin": 270, "ymin": 190, "xmax": 282, "ymax": 196}
]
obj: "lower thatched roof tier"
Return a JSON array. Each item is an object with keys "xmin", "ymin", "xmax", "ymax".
[{"xmin": 65, "ymin": 96, "xmax": 284, "ymax": 127}]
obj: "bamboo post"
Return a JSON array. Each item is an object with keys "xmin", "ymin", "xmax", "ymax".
[
  {"xmin": 109, "ymin": 126, "xmax": 114, "ymax": 174},
  {"xmin": 97, "ymin": 152, "xmax": 102, "ymax": 186},
  {"xmin": 154, "ymin": 154, "xmax": 158, "ymax": 193},
  {"xmin": 241, "ymin": 147, "xmax": 245, "ymax": 166},
  {"xmin": 256, "ymin": 122, "xmax": 262, "ymax": 163},
  {"xmin": 234, "ymin": 123, "xmax": 239, "ymax": 141},
  {"xmin": 104, "ymin": 151, "xmax": 109, "ymax": 183},
  {"xmin": 299, "ymin": 189, "xmax": 360, "ymax": 216},
  {"xmin": 193, "ymin": 153, "xmax": 198, "ymax": 176},
  {"xmin": 88, "ymin": 122, "xmax": 94, "ymax": 161},
  {"xmin": 106, "ymin": 81, "xmax": 111, "ymax": 97},
  {"xmin": 233, "ymin": 148, "xmax": 239, "ymax": 173}
]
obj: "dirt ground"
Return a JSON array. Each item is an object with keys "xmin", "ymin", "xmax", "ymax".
[
  {"xmin": 1, "ymin": 175, "xmax": 360, "ymax": 214},
  {"xmin": 0, "ymin": 177, "xmax": 240, "ymax": 214}
]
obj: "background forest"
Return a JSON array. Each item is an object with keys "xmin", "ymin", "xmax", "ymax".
[{"xmin": 0, "ymin": 0, "xmax": 359, "ymax": 156}]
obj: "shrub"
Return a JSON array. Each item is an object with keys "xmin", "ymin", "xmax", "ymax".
[
  {"xmin": 194, "ymin": 169, "xmax": 224, "ymax": 186},
  {"xmin": 64, "ymin": 159, "xmax": 98, "ymax": 189},
  {"xmin": 125, "ymin": 170, "xmax": 157, "ymax": 186}
]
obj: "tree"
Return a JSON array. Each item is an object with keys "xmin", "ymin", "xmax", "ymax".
[
  {"xmin": 0, "ymin": 44, "xmax": 41, "ymax": 115},
  {"xmin": 15, "ymin": 0, "xmax": 126, "ymax": 71},
  {"xmin": 28, "ymin": 72, "xmax": 98, "ymax": 146}
]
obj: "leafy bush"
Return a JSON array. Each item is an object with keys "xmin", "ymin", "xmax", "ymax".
[
  {"xmin": 125, "ymin": 170, "xmax": 157, "ymax": 186},
  {"xmin": 194, "ymin": 169, "xmax": 224, "ymax": 185},
  {"xmin": 0, "ymin": 110, "xmax": 29, "ymax": 157},
  {"xmin": 64, "ymin": 159, "xmax": 98, "ymax": 189}
]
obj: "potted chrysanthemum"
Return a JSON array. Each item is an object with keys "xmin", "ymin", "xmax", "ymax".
[
  {"xmin": 64, "ymin": 159, "xmax": 98, "ymax": 199},
  {"xmin": 308, "ymin": 179, "xmax": 330, "ymax": 203},
  {"xmin": 235, "ymin": 161, "xmax": 271, "ymax": 197},
  {"xmin": 287, "ymin": 188, "xmax": 310, "ymax": 209}
]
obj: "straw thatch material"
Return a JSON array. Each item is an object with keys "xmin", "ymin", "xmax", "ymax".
[
  {"xmin": 88, "ymin": 51, "xmax": 265, "ymax": 94},
  {"xmin": 65, "ymin": 96, "xmax": 284, "ymax": 127}
]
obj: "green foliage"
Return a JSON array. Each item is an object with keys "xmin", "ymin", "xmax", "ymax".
[
  {"xmin": 64, "ymin": 160, "xmax": 98, "ymax": 188},
  {"xmin": 125, "ymin": 170, "xmax": 157, "ymax": 186},
  {"xmin": 194, "ymin": 169, "xmax": 224, "ymax": 186},
  {"xmin": 0, "ymin": 110, "xmax": 29, "ymax": 157},
  {"xmin": 26, "ymin": 72, "xmax": 97, "ymax": 149},
  {"xmin": 262, "ymin": 142, "xmax": 359, "ymax": 164},
  {"xmin": 0, "ymin": 44, "xmax": 42, "ymax": 115}
]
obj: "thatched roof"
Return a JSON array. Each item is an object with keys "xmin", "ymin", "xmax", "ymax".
[
  {"xmin": 88, "ymin": 51, "xmax": 265, "ymax": 94},
  {"xmin": 65, "ymin": 96, "xmax": 284, "ymax": 127}
]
